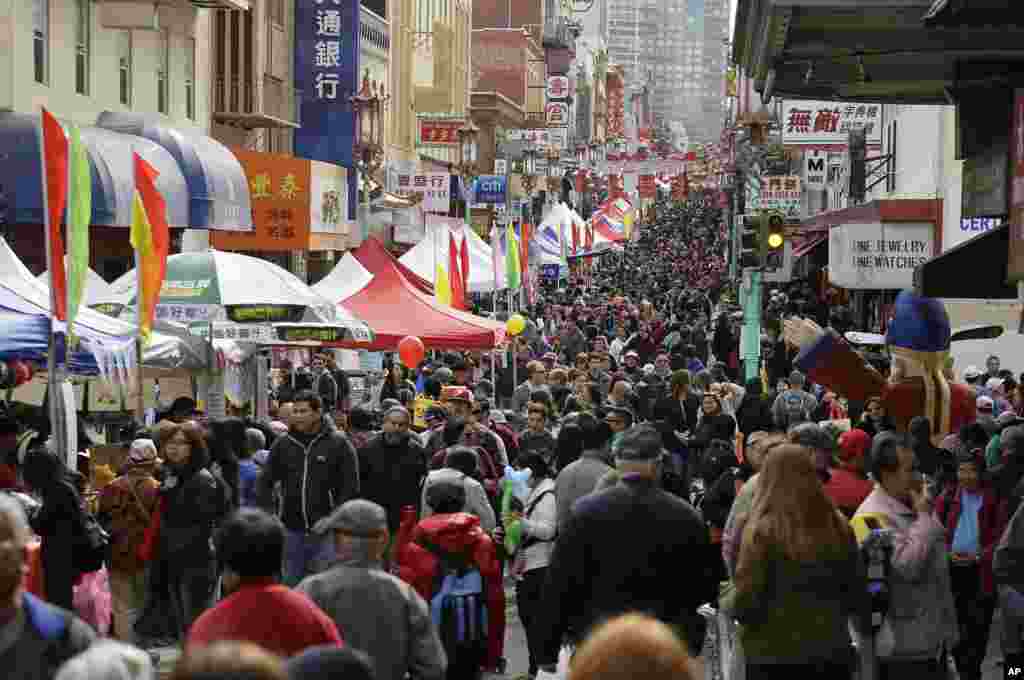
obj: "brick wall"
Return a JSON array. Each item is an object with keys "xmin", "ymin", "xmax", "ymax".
[
  {"xmin": 472, "ymin": 30, "xmax": 528, "ymax": 107},
  {"xmin": 473, "ymin": 0, "xmax": 541, "ymax": 29}
]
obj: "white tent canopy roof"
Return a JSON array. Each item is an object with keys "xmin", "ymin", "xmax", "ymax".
[
  {"xmin": 311, "ymin": 252, "xmax": 373, "ymax": 302},
  {"xmin": 399, "ymin": 221, "xmax": 498, "ymax": 293}
]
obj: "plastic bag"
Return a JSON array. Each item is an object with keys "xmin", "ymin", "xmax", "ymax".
[{"xmin": 74, "ymin": 567, "xmax": 111, "ymax": 635}]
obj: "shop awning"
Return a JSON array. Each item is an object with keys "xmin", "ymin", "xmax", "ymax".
[
  {"xmin": 78, "ymin": 126, "xmax": 190, "ymax": 227},
  {"xmin": 793, "ymin": 232, "xmax": 828, "ymax": 259},
  {"xmin": 96, "ymin": 112, "xmax": 252, "ymax": 231},
  {"xmin": 915, "ymin": 224, "xmax": 1016, "ymax": 299}
]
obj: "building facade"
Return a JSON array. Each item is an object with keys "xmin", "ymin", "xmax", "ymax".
[{"xmin": 606, "ymin": 0, "xmax": 728, "ymax": 143}]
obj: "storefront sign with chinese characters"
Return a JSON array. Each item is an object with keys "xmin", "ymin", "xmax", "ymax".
[
  {"xmin": 418, "ymin": 119, "xmax": 463, "ymax": 146},
  {"xmin": 782, "ymin": 100, "xmax": 883, "ymax": 148},
  {"xmin": 397, "ymin": 172, "xmax": 451, "ymax": 212},
  {"xmin": 212, "ymin": 150, "xmax": 313, "ymax": 251},
  {"xmin": 189, "ymin": 322, "xmax": 275, "ymax": 343},
  {"xmin": 606, "ymin": 74, "xmax": 624, "ymax": 138},
  {"xmin": 546, "ymin": 76, "xmax": 569, "ymax": 100},
  {"xmin": 155, "ymin": 304, "xmax": 217, "ymax": 323},
  {"xmin": 546, "ymin": 102, "xmax": 569, "ymax": 127},
  {"xmin": 638, "ymin": 174, "xmax": 657, "ymax": 198},
  {"xmin": 750, "ymin": 176, "xmax": 802, "ymax": 218},
  {"xmin": 829, "ymin": 222, "xmax": 934, "ymax": 290},
  {"xmin": 506, "ymin": 128, "xmax": 566, "ymax": 148}
]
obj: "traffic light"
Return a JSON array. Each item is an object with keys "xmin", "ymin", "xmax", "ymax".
[
  {"xmin": 765, "ymin": 213, "xmax": 785, "ymax": 270},
  {"xmin": 739, "ymin": 214, "xmax": 762, "ymax": 269},
  {"xmin": 849, "ymin": 127, "xmax": 867, "ymax": 204}
]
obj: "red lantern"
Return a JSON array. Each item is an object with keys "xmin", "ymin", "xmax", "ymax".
[{"xmin": 397, "ymin": 336, "xmax": 426, "ymax": 369}]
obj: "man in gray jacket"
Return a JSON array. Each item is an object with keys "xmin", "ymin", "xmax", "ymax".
[
  {"xmin": 297, "ymin": 500, "xmax": 446, "ymax": 680},
  {"xmin": 554, "ymin": 416, "xmax": 613, "ymax": 529}
]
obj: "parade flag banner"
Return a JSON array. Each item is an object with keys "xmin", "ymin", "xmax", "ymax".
[
  {"xmin": 448, "ymin": 232, "xmax": 466, "ymax": 310},
  {"xmin": 459, "ymin": 234, "xmax": 470, "ymax": 301},
  {"xmin": 41, "ymin": 108, "xmax": 69, "ymax": 321},
  {"xmin": 490, "ymin": 224, "xmax": 505, "ymax": 290},
  {"xmin": 435, "ymin": 263, "xmax": 451, "ymax": 306},
  {"xmin": 518, "ymin": 223, "xmax": 533, "ymax": 304},
  {"xmin": 571, "ymin": 219, "xmax": 580, "ymax": 254},
  {"xmin": 130, "ymin": 153, "xmax": 170, "ymax": 346},
  {"xmin": 66, "ymin": 124, "xmax": 92, "ymax": 342},
  {"xmin": 505, "ymin": 222, "xmax": 521, "ymax": 289}
]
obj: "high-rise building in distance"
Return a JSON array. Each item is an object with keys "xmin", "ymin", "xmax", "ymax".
[{"xmin": 604, "ymin": 0, "xmax": 729, "ymax": 143}]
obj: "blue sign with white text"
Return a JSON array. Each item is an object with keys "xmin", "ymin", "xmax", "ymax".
[
  {"xmin": 474, "ymin": 175, "xmax": 507, "ymax": 205},
  {"xmin": 294, "ymin": 0, "xmax": 359, "ymax": 221}
]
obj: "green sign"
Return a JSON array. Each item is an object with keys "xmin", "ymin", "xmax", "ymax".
[
  {"xmin": 226, "ymin": 305, "xmax": 305, "ymax": 323},
  {"xmin": 275, "ymin": 326, "xmax": 345, "ymax": 343}
]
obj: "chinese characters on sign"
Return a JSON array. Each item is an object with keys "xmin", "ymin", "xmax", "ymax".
[
  {"xmin": 312, "ymin": 0, "xmax": 343, "ymax": 100},
  {"xmin": 638, "ymin": 175, "xmax": 656, "ymax": 199},
  {"xmin": 606, "ymin": 75, "xmax": 624, "ymax": 138},
  {"xmin": 749, "ymin": 176, "xmax": 802, "ymax": 218},
  {"xmin": 156, "ymin": 304, "xmax": 216, "ymax": 322},
  {"xmin": 781, "ymin": 101, "xmax": 883, "ymax": 147},
  {"xmin": 189, "ymin": 322, "xmax": 274, "ymax": 343},
  {"xmin": 546, "ymin": 102, "xmax": 569, "ymax": 127},
  {"xmin": 506, "ymin": 128, "xmax": 567, "ymax": 148},
  {"xmin": 546, "ymin": 76, "xmax": 569, "ymax": 100},
  {"xmin": 397, "ymin": 172, "xmax": 451, "ymax": 212},
  {"xmin": 418, "ymin": 119, "xmax": 463, "ymax": 146}
]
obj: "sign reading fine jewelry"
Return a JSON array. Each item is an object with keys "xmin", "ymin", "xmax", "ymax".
[{"xmin": 294, "ymin": 0, "xmax": 359, "ymax": 221}]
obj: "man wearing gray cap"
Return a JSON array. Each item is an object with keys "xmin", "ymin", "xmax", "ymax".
[
  {"xmin": 536, "ymin": 424, "xmax": 714, "ymax": 673},
  {"xmin": 296, "ymin": 499, "xmax": 446, "ymax": 680}
]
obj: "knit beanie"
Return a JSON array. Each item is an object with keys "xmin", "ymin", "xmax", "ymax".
[{"xmin": 55, "ymin": 640, "xmax": 155, "ymax": 680}]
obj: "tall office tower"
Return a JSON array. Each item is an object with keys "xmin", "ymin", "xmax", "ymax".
[{"xmin": 605, "ymin": 0, "xmax": 729, "ymax": 143}]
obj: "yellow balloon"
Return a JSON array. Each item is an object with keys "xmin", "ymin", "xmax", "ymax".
[{"xmin": 506, "ymin": 314, "xmax": 527, "ymax": 336}]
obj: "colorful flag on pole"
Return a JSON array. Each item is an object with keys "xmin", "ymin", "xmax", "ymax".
[
  {"xmin": 490, "ymin": 223, "xmax": 505, "ymax": 290},
  {"xmin": 130, "ymin": 153, "xmax": 169, "ymax": 346},
  {"xmin": 40, "ymin": 108, "xmax": 69, "ymax": 321},
  {"xmin": 518, "ymin": 222, "xmax": 532, "ymax": 305},
  {"xmin": 459, "ymin": 233, "xmax": 470, "ymax": 298},
  {"xmin": 66, "ymin": 124, "xmax": 91, "ymax": 343},
  {"xmin": 505, "ymin": 222, "xmax": 521, "ymax": 290},
  {"xmin": 448, "ymin": 232, "xmax": 466, "ymax": 310},
  {"xmin": 571, "ymin": 220, "xmax": 579, "ymax": 254},
  {"xmin": 435, "ymin": 263, "xmax": 451, "ymax": 306},
  {"xmin": 558, "ymin": 219, "xmax": 569, "ymax": 266}
]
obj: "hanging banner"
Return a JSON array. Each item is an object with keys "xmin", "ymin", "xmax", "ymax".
[
  {"xmin": 546, "ymin": 102, "xmax": 570, "ymax": 127},
  {"xmin": 638, "ymin": 175, "xmax": 657, "ymax": 199},
  {"xmin": 418, "ymin": 119, "xmax": 463, "ymax": 146},
  {"xmin": 546, "ymin": 76, "xmax": 570, "ymax": 101},
  {"xmin": 397, "ymin": 172, "xmax": 450, "ymax": 212},
  {"xmin": 758, "ymin": 175, "xmax": 802, "ymax": 218},
  {"xmin": 606, "ymin": 72, "xmax": 625, "ymax": 138}
]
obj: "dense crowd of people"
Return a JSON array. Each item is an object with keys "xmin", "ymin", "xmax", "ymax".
[{"xmin": 2, "ymin": 197, "xmax": 1024, "ymax": 680}]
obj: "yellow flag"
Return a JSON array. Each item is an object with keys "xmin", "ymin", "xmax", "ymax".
[{"xmin": 435, "ymin": 263, "xmax": 451, "ymax": 306}]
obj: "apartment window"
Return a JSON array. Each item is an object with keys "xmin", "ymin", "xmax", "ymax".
[
  {"xmin": 32, "ymin": 0, "xmax": 48, "ymax": 84},
  {"xmin": 117, "ymin": 31, "xmax": 132, "ymax": 106},
  {"xmin": 184, "ymin": 38, "xmax": 195, "ymax": 119},
  {"xmin": 157, "ymin": 31, "xmax": 169, "ymax": 114},
  {"xmin": 74, "ymin": 0, "xmax": 91, "ymax": 94}
]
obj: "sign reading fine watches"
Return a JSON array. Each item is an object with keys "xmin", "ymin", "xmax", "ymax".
[{"xmin": 294, "ymin": 0, "xmax": 359, "ymax": 221}]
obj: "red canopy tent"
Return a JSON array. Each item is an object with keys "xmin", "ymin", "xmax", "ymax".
[
  {"xmin": 335, "ymin": 237, "xmax": 506, "ymax": 351},
  {"xmin": 352, "ymin": 239, "xmax": 434, "ymax": 295}
]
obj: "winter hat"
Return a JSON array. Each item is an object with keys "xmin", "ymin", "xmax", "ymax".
[
  {"xmin": 125, "ymin": 439, "xmax": 158, "ymax": 469},
  {"xmin": 838, "ymin": 428, "xmax": 871, "ymax": 463},
  {"xmin": 287, "ymin": 646, "xmax": 375, "ymax": 680},
  {"xmin": 55, "ymin": 640, "xmax": 155, "ymax": 680}
]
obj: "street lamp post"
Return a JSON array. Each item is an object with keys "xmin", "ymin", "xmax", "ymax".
[
  {"xmin": 545, "ymin": 147, "xmax": 561, "ymax": 198},
  {"xmin": 350, "ymin": 70, "xmax": 389, "ymax": 203},
  {"xmin": 457, "ymin": 121, "xmax": 479, "ymax": 214},
  {"xmin": 521, "ymin": 148, "xmax": 538, "ymax": 223}
]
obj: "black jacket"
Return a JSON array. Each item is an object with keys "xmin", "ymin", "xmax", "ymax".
[
  {"xmin": 653, "ymin": 394, "xmax": 700, "ymax": 435},
  {"xmin": 358, "ymin": 433, "xmax": 426, "ymax": 533},
  {"xmin": 259, "ymin": 418, "xmax": 361, "ymax": 532},
  {"xmin": 538, "ymin": 476, "xmax": 714, "ymax": 661},
  {"xmin": 160, "ymin": 467, "xmax": 230, "ymax": 565},
  {"xmin": 735, "ymin": 395, "xmax": 774, "ymax": 436}
]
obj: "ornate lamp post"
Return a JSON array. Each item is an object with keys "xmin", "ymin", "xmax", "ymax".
[
  {"xmin": 521, "ymin": 148, "xmax": 538, "ymax": 196},
  {"xmin": 350, "ymin": 70, "xmax": 389, "ymax": 200},
  {"xmin": 545, "ymin": 147, "xmax": 561, "ymax": 196}
]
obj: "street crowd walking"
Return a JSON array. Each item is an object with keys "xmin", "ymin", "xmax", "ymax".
[{"xmin": 1, "ymin": 196, "xmax": 1023, "ymax": 680}]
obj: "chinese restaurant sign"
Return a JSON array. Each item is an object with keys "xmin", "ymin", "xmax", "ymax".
[
  {"xmin": 212, "ymin": 150, "xmax": 312, "ymax": 251},
  {"xmin": 418, "ymin": 119, "xmax": 463, "ymax": 146},
  {"xmin": 781, "ymin": 100, "xmax": 883, "ymax": 148},
  {"xmin": 396, "ymin": 172, "xmax": 451, "ymax": 212},
  {"xmin": 749, "ymin": 175, "xmax": 802, "ymax": 219},
  {"xmin": 294, "ymin": 0, "xmax": 359, "ymax": 222}
]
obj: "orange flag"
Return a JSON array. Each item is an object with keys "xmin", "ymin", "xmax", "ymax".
[
  {"xmin": 41, "ymin": 108, "xmax": 69, "ymax": 321},
  {"xmin": 130, "ymin": 154, "xmax": 169, "ymax": 344}
]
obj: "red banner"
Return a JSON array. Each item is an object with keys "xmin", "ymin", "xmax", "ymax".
[
  {"xmin": 608, "ymin": 174, "xmax": 624, "ymax": 195},
  {"xmin": 418, "ymin": 119, "xmax": 463, "ymax": 146},
  {"xmin": 606, "ymin": 71, "xmax": 625, "ymax": 139}
]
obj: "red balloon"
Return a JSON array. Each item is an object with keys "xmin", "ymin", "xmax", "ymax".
[{"xmin": 397, "ymin": 336, "xmax": 425, "ymax": 369}]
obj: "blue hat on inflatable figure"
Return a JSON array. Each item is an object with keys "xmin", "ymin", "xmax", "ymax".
[{"xmin": 884, "ymin": 291, "xmax": 951, "ymax": 354}]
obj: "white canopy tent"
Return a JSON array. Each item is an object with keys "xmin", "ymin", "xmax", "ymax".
[
  {"xmin": 310, "ymin": 251, "xmax": 374, "ymax": 302},
  {"xmin": 398, "ymin": 219, "xmax": 499, "ymax": 293},
  {"xmin": 37, "ymin": 258, "xmax": 115, "ymax": 307}
]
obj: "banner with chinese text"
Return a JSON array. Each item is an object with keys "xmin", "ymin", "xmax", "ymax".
[
  {"xmin": 782, "ymin": 100, "xmax": 883, "ymax": 148},
  {"xmin": 397, "ymin": 172, "xmax": 451, "ymax": 212},
  {"xmin": 418, "ymin": 119, "xmax": 463, "ymax": 146}
]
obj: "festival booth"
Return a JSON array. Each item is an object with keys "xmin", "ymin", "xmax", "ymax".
[
  {"xmin": 323, "ymin": 237, "xmax": 506, "ymax": 351},
  {"xmin": 99, "ymin": 249, "xmax": 376, "ymax": 416},
  {"xmin": 398, "ymin": 218, "xmax": 500, "ymax": 293}
]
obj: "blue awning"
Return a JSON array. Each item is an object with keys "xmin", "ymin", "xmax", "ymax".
[
  {"xmin": 0, "ymin": 112, "xmax": 189, "ymax": 228},
  {"xmin": 78, "ymin": 127, "xmax": 190, "ymax": 228},
  {"xmin": 96, "ymin": 111, "xmax": 253, "ymax": 230}
]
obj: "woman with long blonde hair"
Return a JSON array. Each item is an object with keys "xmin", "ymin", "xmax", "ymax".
[{"xmin": 725, "ymin": 444, "xmax": 863, "ymax": 680}]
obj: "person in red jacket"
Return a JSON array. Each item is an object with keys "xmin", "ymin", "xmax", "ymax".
[
  {"xmin": 934, "ymin": 450, "xmax": 1007, "ymax": 680},
  {"xmin": 395, "ymin": 482, "xmax": 505, "ymax": 678},
  {"xmin": 188, "ymin": 508, "xmax": 342, "ymax": 657},
  {"xmin": 823, "ymin": 428, "xmax": 875, "ymax": 519}
]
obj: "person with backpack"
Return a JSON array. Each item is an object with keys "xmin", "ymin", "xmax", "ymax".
[
  {"xmin": 397, "ymin": 482, "xmax": 503, "ymax": 680},
  {"xmin": 850, "ymin": 432, "xmax": 958, "ymax": 680},
  {"xmin": 298, "ymin": 500, "xmax": 446, "ymax": 680},
  {"xmin": 771, "ymin": 370, "xmax": 818, "ymax": 432},
  {"xmin": 496, "ymin": 453, "xmax": 556, "ymax": 680},
  {"xmin": 0, "ymin": 494, "xmax": 96, "ymax": 679}
]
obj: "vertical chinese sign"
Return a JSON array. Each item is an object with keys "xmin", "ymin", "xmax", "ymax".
[
  {"xmin": 1009, "ymin": 89, "xmax": 1024, "ymax": 281},
  {"xmin": 212, "ymin": 151, "xmax": 312, "ymax": 252},
  {"xmin": 294, "ymin": 0, "xmax": 359, "ymax": 222},
  {"xmin": 606, "ymin": 71, "xmax": 624, "ymax": 139}
]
